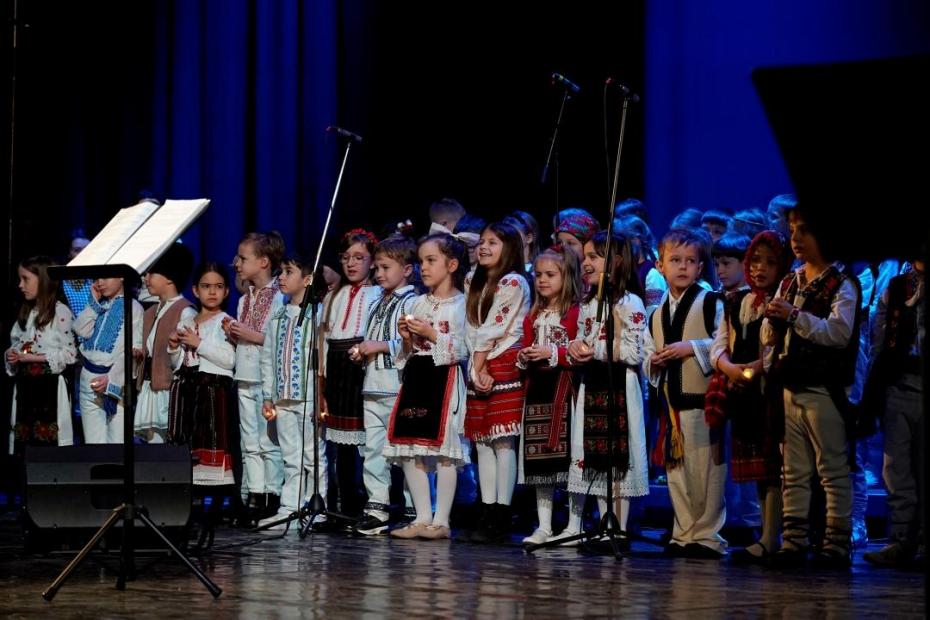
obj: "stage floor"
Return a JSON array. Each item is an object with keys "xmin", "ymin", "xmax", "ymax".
[{"xmin": 0, "ymin": 519, "xmax": 924, "ymax": 618}]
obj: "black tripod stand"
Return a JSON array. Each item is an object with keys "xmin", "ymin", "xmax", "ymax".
[
  {"xmin": 526, "ymin": 82, "xmax": 640, "ymax": 561},
  {"xmin": 251, "ymin": 125, "xmax": 362, "ymax": 537},
  {"xmin": 44, "ymin": 264, "xmax": 221, "ymax": 600}
]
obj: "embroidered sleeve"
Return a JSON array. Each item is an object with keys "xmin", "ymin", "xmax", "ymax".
[
  {"xmin": 793, "ymin": 278, "xmax": 858, "ymax": 348},
  {"xmin": 615, "ymin": 294, "xmax": 647, "ymax": 366},
  {"xmin": 432, "ymin": 297, "xmax": 467, "ymax": 367},
  {"xmin": 644, "ymin": 267, "xmax": 668, "ymax": 314},
  {"xmin": 45, "ymin": 304, "xmax": 78, "ymax": 374},
  {"xmin": 260, "ymin": 316, "xmax": 277, "ymax": 402},
  {"xmin": 73, "ymin": 302, "xmax": 101, "ymax": 340},
  {"xmin": 470, "ymin": 274, "xmax": 529, "ymax": 353},
  {"xmin": 387, "ymin": 294, "xmax": 414, "ymax": 364},
  {"xmin": 556, "ymin": 306, "xmax": 580, "ymax": 367},
  {"xmin": 110, "ymin": 300, "xmax": 143, "ymax": 401}
]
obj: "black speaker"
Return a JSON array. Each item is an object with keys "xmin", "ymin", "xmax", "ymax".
[{"xmin": 24, "ymin": 444, "xmax": 192, "ymax": 529}]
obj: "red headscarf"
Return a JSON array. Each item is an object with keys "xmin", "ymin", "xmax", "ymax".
[{"xmin": 744, "ymin": 230, "xmax": 791, "ymax": 310}]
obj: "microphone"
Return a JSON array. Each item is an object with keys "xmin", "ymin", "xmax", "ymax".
[
  {"xmin": 550, "ymin": 72, "xmax": 581, "ymax": 94},
  {"xmin": 605, "ymin": 78, "xmax": 641, "ymax": 103},
  {"xmin": 326, "ymin": 125, "xmax": 363, "ymax": 143}
]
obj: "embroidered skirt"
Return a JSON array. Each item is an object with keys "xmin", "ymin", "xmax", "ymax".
[
  {"xmin": 579, "ymin": 360, "xmax": 629, "ymax": 476},
  {"xmin": 465, "ymin": 347, "xmax": 524, "ymax": 442},
  {"xmin": 384, "ymin": 355, "xmax": 467, "ymax": 463},
  {"xmin": 325, "ymin": 337, "xmax": 366, "ymax": 445},
  {"xmin": 168, "ymin": 368, "xmax": 237, "ymax": 486},
  {"xmin": 12, "ymin": 363, "xmax": 59, "ymax": 453},
  {"xmin": 520, "ymin": 365, "xmax": 574, "ymax": 487},
  {"xmin": 728, "ymin": 384, "xmax": 782, "ymax": 483}
]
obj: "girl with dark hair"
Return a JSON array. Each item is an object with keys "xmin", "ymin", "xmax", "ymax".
[
  {"xmin": 321, "ymin": 228, "xmax": 381, "ymax": 517},
  {"xmin": 168, "ymin": 262, "xmax": 238, "ymax": 489},
  {"xmin": 562, "ymin": 230, "xmax": 650, "ymax": 547},
  {"xmin": 6, "ymin": 256, "xmax": 77, "ymax": 453},
  {"xmin": 463, "ymin": 221, "xmax": 531, "ymax": 543},
  {"xmin": 385, "ymin": 233, "xmax": 470, "ymax": 540}
]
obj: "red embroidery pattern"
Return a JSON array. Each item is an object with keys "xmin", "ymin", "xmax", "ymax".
[
  {"xmin": 240, "ymin": 281, "xmax": 279, "ymax": 330},
  {"xmin": 631, "ymin": 311, "xmax": 646, "ymax": 325}
]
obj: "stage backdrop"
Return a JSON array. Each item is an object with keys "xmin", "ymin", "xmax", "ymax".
[
  {"xmin": 3, "ymin": 1, "xmax": 645, "ymax": 279},
  {"xmin": 643, "ymin": 0, "xmax": 930, "ymax": 233}
]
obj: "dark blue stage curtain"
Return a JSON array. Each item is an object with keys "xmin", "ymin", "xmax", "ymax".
[
  {"xmin": 643, "ymin": 0, "xmax": 930, "ymax": 233},
  {"xmin": 148, "ymin": 0, "xmax": 339, "ymax": 268}
]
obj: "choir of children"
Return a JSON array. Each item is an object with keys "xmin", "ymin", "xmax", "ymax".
[{"xmin": 5, "ymin": 196, "xmax": 923, "ymax": 572}]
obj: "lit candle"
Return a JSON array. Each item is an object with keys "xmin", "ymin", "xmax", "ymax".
[{"xmin": 742, "ymin": 368, "xmax": 755, "ymax": 380}]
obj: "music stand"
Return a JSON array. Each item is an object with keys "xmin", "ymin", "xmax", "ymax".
[
  {"xmin": 753, "ymin": 54, "xmax": 928, "ymax": 586},
  {"xmin": 42, "ymin": 264, "xmax": 221, "ymax": 600}
]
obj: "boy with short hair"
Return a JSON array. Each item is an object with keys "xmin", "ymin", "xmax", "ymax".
[
  {"xmin": 644, "ymin": 228, "xmax": 726, "ymax": 558},
  {"xmin": 762, "ymin": 208, "xmax": 861, "ymax": 569},
  {"xmin": 712, "ymin": 233, "xmax": 752, "ymax": 294}
]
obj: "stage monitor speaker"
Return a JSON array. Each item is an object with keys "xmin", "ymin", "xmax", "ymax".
[{"xmin": 24, "ymin": 444, "xmax": 192, "ymax": 529}]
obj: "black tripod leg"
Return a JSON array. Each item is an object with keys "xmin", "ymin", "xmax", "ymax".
[
  {"xmin": 135, "ymin": 509, "xmax": 222, "ymax": 598},
  {"xmin": 43, "ymin": 505, "xmax": 125, "ymax": 601}
]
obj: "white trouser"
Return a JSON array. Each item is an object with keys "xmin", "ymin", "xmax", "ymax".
[
  {"xmin": 361, "ymin": 395, "xmax": 394, "ymax": 517},
  {"xmin": 275, "ymin": 401, "xmax": 328, "ymax": 514},
  {"xmin": 666, "ymin": 408, "xmax": 728, "ymax": 553},
  {"xmin": 238, "ymin": 382, "xmax": 283, "ymax": 495},
  {"xmin": 79, "ymin": 370, "xmax": 124, "ymax": 444}
]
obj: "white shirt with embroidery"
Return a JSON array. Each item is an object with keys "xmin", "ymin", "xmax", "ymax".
[
  {"xmin": 234, "ymin": 279, "xmax": 284, "ymax": 384},
  {"xmin": 464, "ymin": 271, "xmax": 530, "ymax": 374},
  {"xmin": 169, "ymin": 311, "xmax": 236, "ymax": 377},
  {"xmin": 321, "ymin": 283, "xmax": 382, "ymax": 376}
]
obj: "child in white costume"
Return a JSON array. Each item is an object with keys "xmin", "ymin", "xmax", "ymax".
[{"xmin": 6, "ymin": 257, "xmax": 77, "ymax": 452}]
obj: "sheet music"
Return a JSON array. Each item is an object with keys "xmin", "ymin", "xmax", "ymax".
[
  {"xmin": 67, "ymin": 201, "xmax": 161, "ymax": 267},
  {"xmin": 107, "ymin": 199, "xmax": 211, "ymax": 273}
]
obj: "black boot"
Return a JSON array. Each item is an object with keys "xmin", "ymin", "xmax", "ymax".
[
  {"xmin": 264, "ymin": 493, "xmax": 281, "ymax": 519},
  {"xmin": 246, "ymin": 492, "xmax": 266, "ymax": 524},
  {"xmin": 456, "ymin": 502, "xmax": 490, "ymax": 543},
  {"xmin": 470, "ymin": 504, "xmax": 501, "ymax": 544}
]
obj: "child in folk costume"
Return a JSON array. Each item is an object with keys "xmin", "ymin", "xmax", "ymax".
[
  {"xmin": 168, "ymin": 263, "xmax": 238, "ymax": 488},
  {"xmin": 762, "ymin": 209, "xmax": 861, "ymax": 569},
  {"xmin": 561, "ymin": 231, "xmax": 650, "ymax": 547},
  {"xmin": 320, "ymin": 229, "xmax": 382, "ymax": 517},
  {"xmin": 135, "ymin": 242, "xmax": 194, "ymax": 443},
  {"xmin": 6, "ymin": 257, "xmax": 77, "ymax": 453},
  {"xmin": 258, "ymin": 255, "xmax": 329, "ymax": 529},
  {"xmin": 553, "ymin": 208, "xmax": 600, "ymax": 263},
  {"xmin": 463, "ymin": 221, "xmax": 531, "ymax": 543},
  {"xmin": 385, "ymin": 233, "xmax": 470, "ymax": 539},
  {"xmin": 74, "ymin": 274, "xmax": 143, "ymax": 444},
  {"xmin": 644, "ymin": 228, "xmax": 726, "ymax": 558},
  {"xmin": 711, "ymin": 231, "xmax": 792, "ymax": 564},
  {"xmin": 863, "ymin": 258, "xmax": 925, "ymax": 567},
  {"xmin": 348, "ymin": 236, "xmax": 418, "ymax": 535},
  {"xmin": 516, "ymin": 247, "xmax": 583, "ymax": 546},
  {"xmin": 227, "ymin": 231, "xmax": 286, "ymax": 522}
]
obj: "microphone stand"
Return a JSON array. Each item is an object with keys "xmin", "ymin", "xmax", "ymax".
[
  {"xmin": 252, "ymin": 129, "xmax": 359, "ymax": 537},
  {"xmin": 541, "ymin": 88, "xmax": 571, "ymax": 227},
  {"xmin": 527, "ymin": 91, "xmax": 637, "ymax": 561}
]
